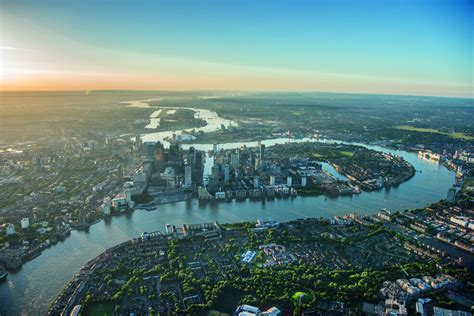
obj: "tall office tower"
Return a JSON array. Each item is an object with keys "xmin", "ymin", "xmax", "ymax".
[
  {"xmin": 269, "ymin": 175, "xmax": 276, "ymax": 186},
  {"xmin": 447, "ymin": 187, "xmax": 457, "ymax": 204},
  {"xmin": 230, "ymin": 149, "xmax": 240, "ymax": 169},
  {"xmin": 253, "ymin": 176, "xmax": 259, "ymax": 189},
  {"xmin": 301, "ymin": 176, "xmax": 307, "ymax": 187},
  {"xmin": 145, "ymin": 141, "xmax": 166, "ymax": 172},
  {"xmin": 184, "ymin": 162, "xmax": 192, "ymax": 187},
  {"xmin": 259, "ymin": 143, "xmax": 265, "ymax": 160},
  {"xmin": 145, "ymin": 142, "xmax": 156, "ymax": 162},
  {"xmin": 169, "ymin": 143, "xmax": 180, "ymax": 163},
  {"xmin": 213, "ymin": 143, "xmax": 218, "ymax": 156},
  {"xmin": 102, "ymin": 197, "xmax": 112, "ymax": 215},
  {"xmin": 254, "ymin": 157, "xmax": 261, "ymax": 170},
  {"xmin": 208, "ymin": 164, "xmax": 221, "ymax": 192},
  {"xmin": 211, "ymin": 164, "xmax": 220, "ymax": 179},
  {"xmin": 192, "ymin": 150, "xmax": 204, "ymax": 185},
  {"xmin": 287, "ymin": 176, "xmax": 293, "ymax": 187},
  {"xmin": 223, "ymin": 164, "xmax": 230, "ymax": 183},
  {"xmin": 154, "ymin": 142, "xmax": 166, "ymax": 172},
  {"xmin": 188, "ymin": 147, "xmax": 197, "ymax": 165}
]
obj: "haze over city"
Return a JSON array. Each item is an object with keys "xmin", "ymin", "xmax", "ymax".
[{"xmin": 1, "ymin": 0, "xmax": 472, "ymax": 97}]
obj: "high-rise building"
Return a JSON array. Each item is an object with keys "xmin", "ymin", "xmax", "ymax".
[
  {"xmin": 154, "ymin": 142, "xmax": 165, "ymax": 172},
  {"xmin": 287, "ymin": 176, "xmax": 293, "ymax": 187},
  {"xmin": 211, "ymin": 164, "xmax": 220, "ymax": 179},
  {"xmin": 192, "ymin": 150, "xmax": 204, "ymax": 186},
  {"xmin": 301, "ymin": 176, "xmax": 307, "ymax": 187},
  {"xmin": 259, "ymin": 143, "xmax": 265, "ymax": 160},
  {"xmin": 253, "ymin": 176, "xmax": 259, "ymax": 188},
  {"xmin": 213, "ymin": 143, "xmax": 218, "ymax": 156},
  {"xmin": 254, "ymin": 157, "xmax": 261, "ymax": 170},
  {"xmin": 146, "ymin": 142, "xmax": 156, "ymax": 160},
  {"xmin": 145, "ymin": 141, "xmax": 165, "ymax": 172},
  {"xmin": 102, "ymin": 197, "xmax": 112, "ymax": 215},
  {"xmin": 188, "ymin": 147, "xmax": 197, "ymax": 165},
  {"xmin": 168, "ymin": 143, "xmax": 181, "ymax": 162},
  {"xmin": 269, "ymin": 175, "xmax": 276, "ymax": 186},
  {"xmin": 6, "ymin": 224, "xmax": 15, "ymax": 235},
  {"xmin": 184, "ymin": 162, "xmax": 192, "ymax": 187},
  {"xmin": 231, "ymin": 150, "xmax": 240, "ymax": 169},
  {"xmin": 447, "ymin": 187, "xmax": 457, "ymax": 204},
  {"xmin": 224, "ymin": 164, "xmax": 230, "ymax": 183},
  {"xmin": 21, "ymin": 218, "xmax": 30, "ymax": 229}
]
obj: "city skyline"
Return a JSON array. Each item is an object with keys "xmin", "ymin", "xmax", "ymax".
[{"xmin": 1, "ymin": 0, "xmax": 473, "ymax": 97}]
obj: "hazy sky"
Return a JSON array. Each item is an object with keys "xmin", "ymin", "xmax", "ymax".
[{"xmin": 1, "ymin": 0, "xmax": 472, "ymax": 97}]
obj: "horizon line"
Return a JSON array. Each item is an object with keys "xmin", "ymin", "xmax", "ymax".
[{"xmin": 0, "ymin": 88, "xmax": 472, "ymax": 100}]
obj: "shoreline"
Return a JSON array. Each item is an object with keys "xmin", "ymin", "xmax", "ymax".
[{"xmin": 10, "ymin": 139, "xmax": 444, "ymax": 269}]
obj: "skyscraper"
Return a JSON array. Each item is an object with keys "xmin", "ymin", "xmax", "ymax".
[
  {"xmin": 145, "ymin": 141, "xmax": 165, "ymax": 172},
  {"xmin": 224, "ymin": 164, "xmax": 230, "ymax": 183},
  {"xmin": 184, "ymin": 162, "xmax": 192, "ymax": 187},
  {"xmin": 231, "ymin": 150, "xmax": 240, "ymax": 169},
  {"xmin": 259, "ymin": 143, "xmax": 265, "ymax": 160}
]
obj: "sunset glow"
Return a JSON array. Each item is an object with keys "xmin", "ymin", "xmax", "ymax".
[{"xmin": 1, "ymin": 0, "xmax": 472, "ymax": 97}]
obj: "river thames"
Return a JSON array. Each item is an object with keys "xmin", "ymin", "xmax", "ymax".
[{"xmin": 0, "ymin": 138, "xmax": 455, "ymax": 315}]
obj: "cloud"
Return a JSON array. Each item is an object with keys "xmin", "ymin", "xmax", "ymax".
[{"xmin": 0, "ymin": 46, "xmax": 31, "ymax": 51}]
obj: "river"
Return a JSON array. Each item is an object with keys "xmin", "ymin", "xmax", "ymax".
[{"xmin": 0, "ymin": 104, "xmax": 456, "ymax": 315}]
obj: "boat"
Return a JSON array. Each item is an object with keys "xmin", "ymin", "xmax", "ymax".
[{"xmin": 0, "ymin": 266, "xmax": 7, "ymax": 281}]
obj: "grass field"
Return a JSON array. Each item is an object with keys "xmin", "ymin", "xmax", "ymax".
[
  {"xmin": 85, "ymin": 303, "xmax": 114, "ymax": 316},
  {"xmin": 395, "ymin": 125, "xmax": 474, "ymax": 140},
  {"xmin": 339, "ymin": 151, "xmax": 354, "ymax": 157}
]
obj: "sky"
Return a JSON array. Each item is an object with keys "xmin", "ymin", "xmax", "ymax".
[{"xmin": 0, "ymin": 0, "xmax": 472, "ymax": 97}]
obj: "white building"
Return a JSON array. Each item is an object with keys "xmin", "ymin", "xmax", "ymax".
[
  {"xmin": 450, "ymin": 216, "xmax": 470, "ymax": 228},
  {"xmin": 21, "ymin": 218, "xmax": 30, "ymax": 229},
  {"xmin": 301, "ymin": 176, "xmax": 307, "ymax": 187},
  {"xmin": 287, "ymin": 176, "xmax": 293, "ymax": 187},
  {"xmin": 269, "ymin": 175, "xmax": 276, "ymax": 186},
  {"xmin": 124, "ymin": 188, "xmax": 133, "ymax": 203},
  {"xmin": 378, "ymin": 209, "xmax": 392, "ymax": 221},
  {"xmin": 6, "ymin": 223, "xmax": 16, "ymax": 235},
  {"xmin": 102, "ymin": 197, "xmax": 112, "ymax": 215}
]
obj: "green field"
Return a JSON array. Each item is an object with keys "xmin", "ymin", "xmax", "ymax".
[
  {"xmin": 85, "ymin": 303, "xmax": 114, "ymax": 316},
  {"xmin": 339, "ymin": 151, "xmax": 354, "ymax": 157},
  {"xmin": 395, "ymin": 125, "xmax": 474, "ymax": 140}
]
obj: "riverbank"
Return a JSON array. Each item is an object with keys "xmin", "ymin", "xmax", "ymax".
[
  {"xmin": 0, "ymin": 139, "xmax": 442, "ymax": 272},
  {"xmin": 0, "ymin": 100, "xmax": 459, "ymax": 315},
  {"xmin": 48, "ymin": 204, "xmax": 472, "ymax": 316}
]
